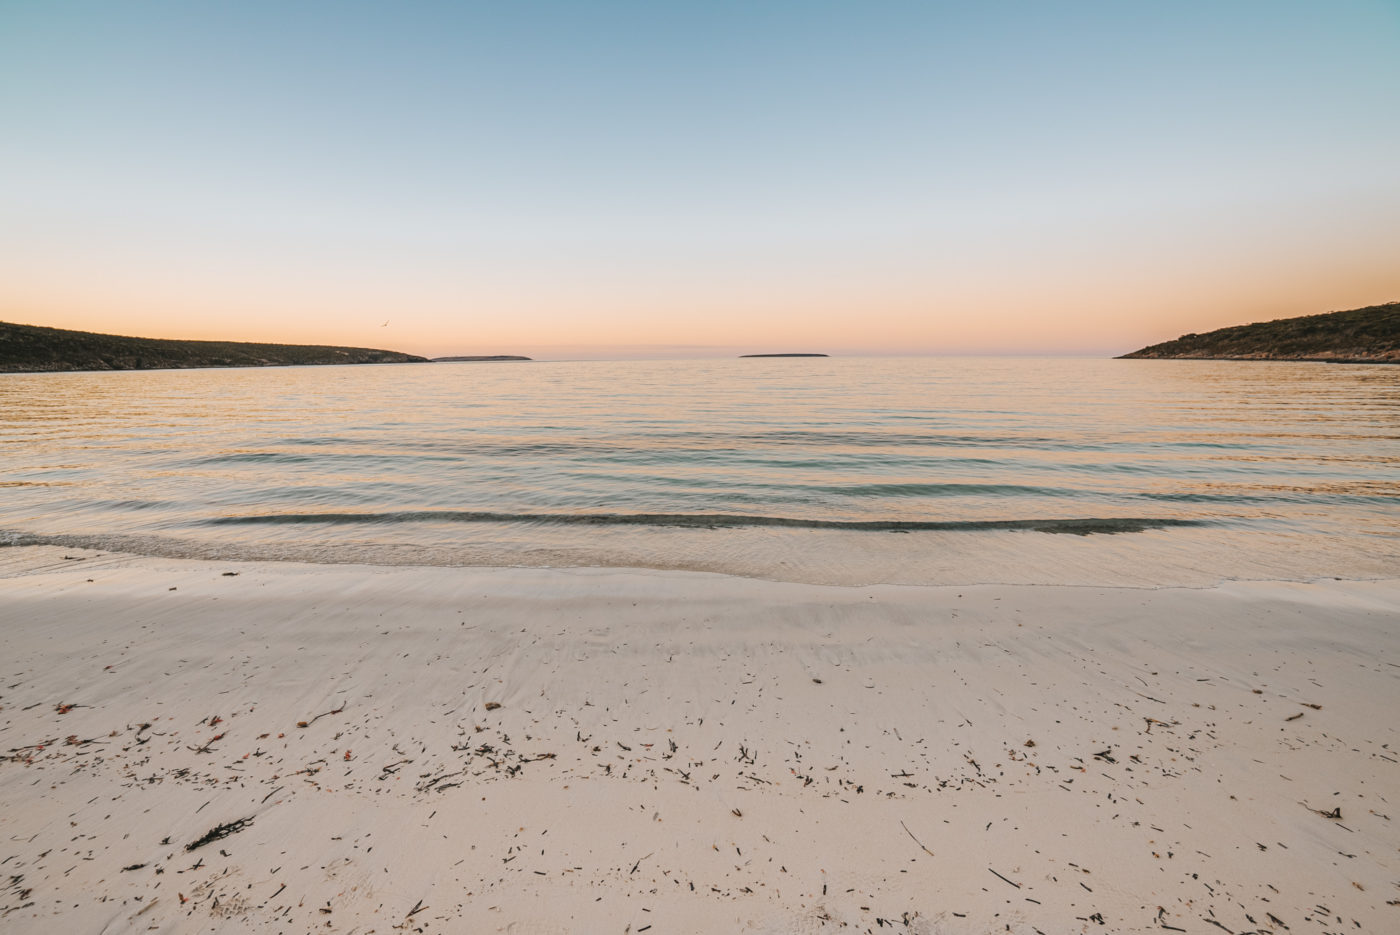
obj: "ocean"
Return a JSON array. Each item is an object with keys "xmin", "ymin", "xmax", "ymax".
[{"xmin": 2, "ymin": 356, "xmax": 1396, "ymax": 586}]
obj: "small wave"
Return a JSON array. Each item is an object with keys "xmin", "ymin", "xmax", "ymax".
[
  {"xmin": 795, "ymin": 482, "xmax": 1073, "ymax": 498},
  {"xmin": 1139, "ymin": 490, "xmax": 1400, "ymax": 504},
  {"xmin": 199, "ymin": 510, "xmax": 1205, "ymax": 535},
  {"xmin": 189, "ymin": 451, "xmax": 318, "ymax": 465}
]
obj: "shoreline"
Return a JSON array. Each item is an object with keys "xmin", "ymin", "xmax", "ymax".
[
  {"xmin": 1117, "ymin": 355, "xmax": 1400, "ymax": 365},
  {"xmin": 6, "ymin": 520, "xmax": 1398, "ymax": 591},
  {"xmin": 2, "ymin": 546, "xmax": 1397, "ymax": 932}
]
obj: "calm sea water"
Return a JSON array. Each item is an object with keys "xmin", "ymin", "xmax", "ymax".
[{"xmin": 2, "ymin": 357, "xmax": 1397, "ymax": 585}]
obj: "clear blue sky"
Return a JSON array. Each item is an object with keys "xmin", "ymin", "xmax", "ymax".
[{"xmin": 2, "ymin": 1, "xmax": 1397, "ymax": 356}]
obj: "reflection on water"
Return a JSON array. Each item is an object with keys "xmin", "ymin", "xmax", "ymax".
[{"xmin": 1, "ymin": 357, "xmax": 1396, "ymax": 585}]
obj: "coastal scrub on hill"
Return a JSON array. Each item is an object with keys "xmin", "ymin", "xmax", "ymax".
[
  {"xmin": 0, "ymin": 321, "xmax": 428, "ymax": 373},
  {"xmin": 1119, "ymin": 301, "xmax": 1400, "ymax": 362}
]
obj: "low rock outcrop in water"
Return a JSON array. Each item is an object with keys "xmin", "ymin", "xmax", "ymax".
[
  {"xmin": 0, "ymin": 320, "xmax": 429, "ymax": 373},
  {"xmin": 739, "ymin": 353, "xmax": 830, "ymax": 358},
  {"xmin": 1119, "ymin": 302, "xmax": 1399, "ymax": 363},
  {"xmin": 431, "ymin": 355, "xmax": 532, "ymax": 362}
]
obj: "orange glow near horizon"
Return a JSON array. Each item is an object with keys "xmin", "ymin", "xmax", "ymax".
[{"xmin": 6, "ymin": 236, "xmax": 1396, "ymax": 359}]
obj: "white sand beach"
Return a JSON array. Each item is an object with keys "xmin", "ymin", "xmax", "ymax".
[{"xmin": 1, "ymin": 545, "xmax": 1396, "ymax": 933}]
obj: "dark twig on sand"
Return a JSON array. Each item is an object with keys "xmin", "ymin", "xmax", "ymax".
[
  {"xmin": 186, "ymin": 817, "xmax": 254, "ymax": 851},
  {"xmin": 296, "ymin": 703, "xmax": 345, "ymax": 729},
  {"xmin": 900, "ymin": 820, "xmax": 934, "ymax": 857},
  {"xmin": 989, "ymin": 867, "xmax": 1021, "ymax": 888}
]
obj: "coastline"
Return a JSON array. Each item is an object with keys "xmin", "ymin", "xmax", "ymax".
[
  {"xmin": 2, "ymin": 546, "xmax": 1396, "ymax": 933},
  {"xmin": 1117, "ymin": 355, "xmax": 1400, "ymax": 365}
]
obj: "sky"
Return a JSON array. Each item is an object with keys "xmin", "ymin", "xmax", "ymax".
[{"xmin": 2, "ymin": 1, "xmax": 1398, "ymax": 358}]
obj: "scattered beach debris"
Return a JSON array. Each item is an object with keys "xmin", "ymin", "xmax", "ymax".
[{"xmin": 2, "ymin": 552, "xmax": 1390, "ymax": 933}]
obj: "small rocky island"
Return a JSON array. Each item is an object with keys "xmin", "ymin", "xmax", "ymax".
[
  {"xmin": 0, "ymin": 321, "xmax": 428, "ymax": 373},
  {"xmin": 739, "ymin": 353, "xmax": 830, "ymax": 358},
  {"xmin": 432, "ymin": 355, "xmax": 532, "ymax": 362},
  {"xmin": 1120, "ymin": 302, "xmax": 1399, "ymax": 363}
]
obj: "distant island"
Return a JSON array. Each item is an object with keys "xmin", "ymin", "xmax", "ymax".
[
  {"xmin": 1119, "ymin": 302, "xmax": 1399, "ymax": 363},
  {"xmin": 0, "ymin": 320, "xmax": 428, "ymax": 373},
  {"xmin": 432, "ymin": 355, "xmax": 532, "ymax": 362},
  {"xmin": 739, "ymin": 353, "xmax": 830, "ymax": 358}
]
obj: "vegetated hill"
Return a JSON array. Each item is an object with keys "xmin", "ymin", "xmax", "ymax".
[
  {"xmin": 0, "ymin": 321, "xmax": 429, "ymax": 373},
  {"xmin": 1119, "ymin": 302, "xmax": 1400, "ymax": 363}
]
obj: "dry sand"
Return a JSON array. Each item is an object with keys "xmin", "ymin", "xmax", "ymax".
[{"xmin": 1, "ymin": 545, "xmax": 1397, "ymax": 933}]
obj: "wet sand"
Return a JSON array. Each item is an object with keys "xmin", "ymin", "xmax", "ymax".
[{"xmin": 1, "ymin": 546, "xmax": 1396, "ymax": 933}]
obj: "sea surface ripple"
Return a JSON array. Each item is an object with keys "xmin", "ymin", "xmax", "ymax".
[{"xmin": 2, "ymin": 356, "xmax": 1396, "ymax": 585}]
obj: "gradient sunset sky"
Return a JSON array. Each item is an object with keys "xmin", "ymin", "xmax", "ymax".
[{"xmin": 3, "ymin": 1, "xmax": 1397, "ymax": 358}]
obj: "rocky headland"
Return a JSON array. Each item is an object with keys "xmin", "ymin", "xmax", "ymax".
[
  {"xmin": 0, "ymin": 321, "xmax": 428, "ymax": 373},
  {"xmin": 1120, "ymin": 302, "xmax": 1399, "ymax": 363}
]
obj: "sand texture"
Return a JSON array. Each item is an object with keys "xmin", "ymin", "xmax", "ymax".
[{"xmin": 1, "ymin": 546, "xmax": 1397, "ymax": 933}]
